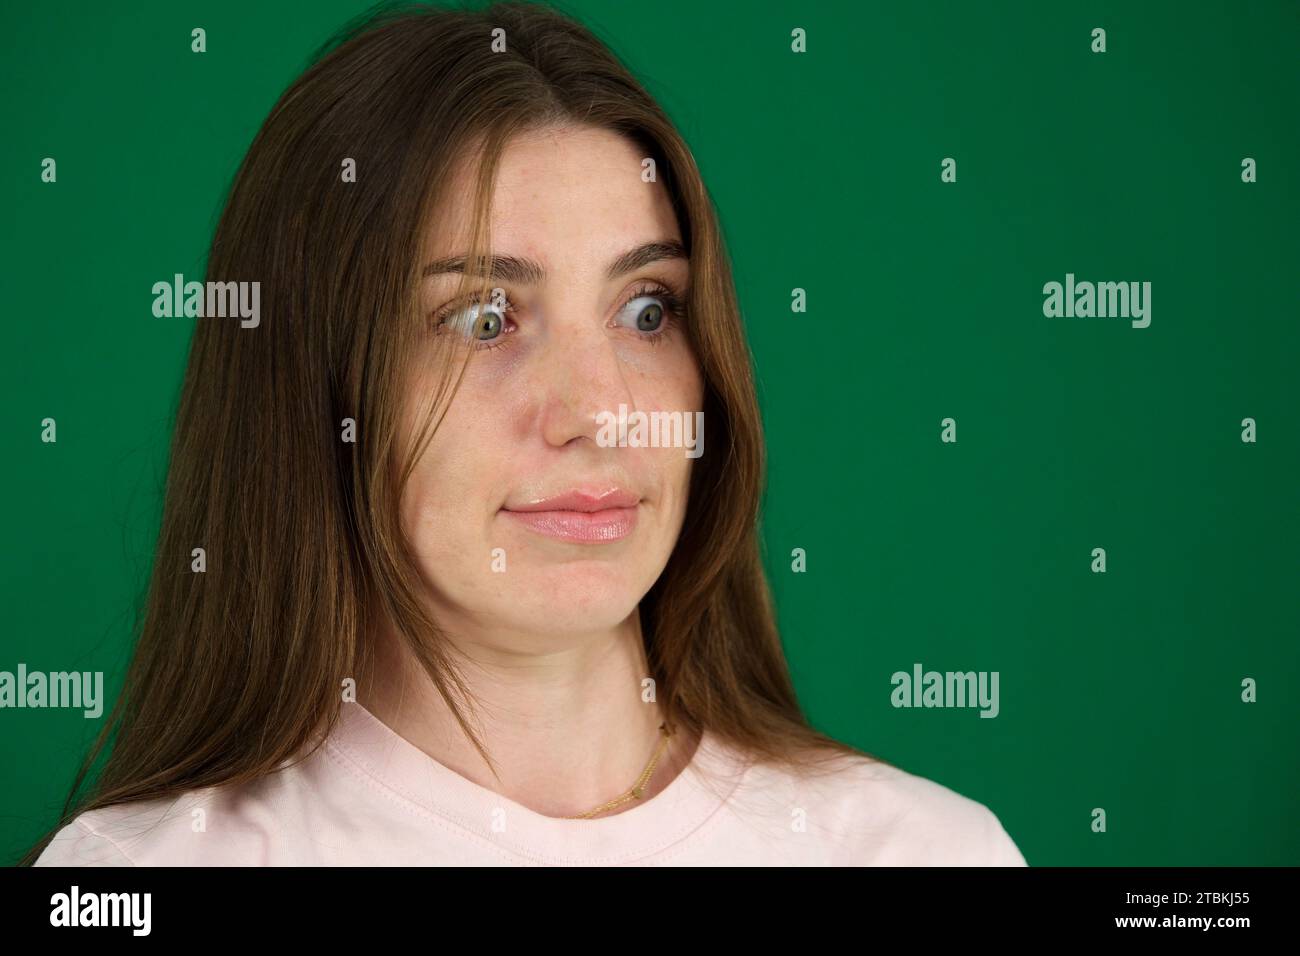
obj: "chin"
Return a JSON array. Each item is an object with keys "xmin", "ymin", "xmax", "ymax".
[
  {"xmin": 506, "ymin": 563, "xmax": 650, "ymax": 632},
  {"xmin": 491, "ymin": 602, "xmax": 639, "ymax": 641}
]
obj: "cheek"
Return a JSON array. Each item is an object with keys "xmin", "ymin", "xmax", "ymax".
[
  {"xmin": 399, "ymin": 375, "xmax": 510, "ymax": 547},
  {"xmin": 613, "ymin": 335, "xmax": 705, "ymax": 412},
  {"xmin": 637, "ymin": 345, "xmax": 705, "ymax": 514},
  {"xmin": 668, "ymin": 349, "xmax": 706, "ymax": 510},
  {"xmin": 397, "ymin": 405, "xmax": 509, "ymax": 612},
  {"xmin": 672, "ymin": 334, "xmax": 707, "ymax": 409}
]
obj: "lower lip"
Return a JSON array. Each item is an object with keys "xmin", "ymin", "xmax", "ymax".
[{"xmin": 502, "ymin": 507, "xmax": 638, "ymax": 542}]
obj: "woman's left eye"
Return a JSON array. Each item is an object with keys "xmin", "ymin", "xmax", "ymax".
[{"xmin": 614, "ymin": 294, "xmax": 670, "ymax": 334}]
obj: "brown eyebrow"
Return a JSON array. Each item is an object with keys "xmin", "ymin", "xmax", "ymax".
[{"xmin": 422, "ymin": 239, "xmax": 687, "ymax": 283}]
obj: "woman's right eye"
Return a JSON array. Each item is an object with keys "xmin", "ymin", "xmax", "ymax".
[{"xmin": 436, "ymin": 296, "xmax": 514, "ymax": 345}]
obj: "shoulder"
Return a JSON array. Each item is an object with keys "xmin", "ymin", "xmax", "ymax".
[
  {"xmin": 34, "ymin": 787, "xmax": 255, "ymax": 866},
  {"xmin": 33, "ymin": 795, "xmax": 196, "ymax": 867},
  {"xmin": 32, "ymin": 756, "xmax": 321, "ymax": 866},
  {"xmin": 727, "ymin": 747, "xmax": 1027, "ymax": 866},
  {"xmin": 33, "ymin": 814, "xmax": 137, "ymax": 867}
]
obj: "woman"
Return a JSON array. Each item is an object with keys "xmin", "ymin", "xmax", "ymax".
[{"xmin": 27, "ymin": 1, "xmax": 1025, "ymax": 866}]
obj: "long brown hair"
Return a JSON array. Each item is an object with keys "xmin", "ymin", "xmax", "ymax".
[{"xmin": 22, "ymin": 0, "xmax": 870, "ymax": 865}]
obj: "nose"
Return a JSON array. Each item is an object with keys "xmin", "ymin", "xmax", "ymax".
[{"xmin": 535, "ymin": 317, "xmax": 639, "ymax": 450}]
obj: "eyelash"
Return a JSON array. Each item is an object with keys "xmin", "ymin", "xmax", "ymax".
[{"xmin": 432, "ymin": 281, "xmax": 687, "ymax": 352}]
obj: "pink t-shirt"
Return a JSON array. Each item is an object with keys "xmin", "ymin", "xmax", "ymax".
[{"xmin": 34, "ymin": 702, "xmax": 1027, "ymax": 866}]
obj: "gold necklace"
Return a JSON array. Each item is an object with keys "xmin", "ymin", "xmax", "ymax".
[{"xmin": 565, "ymin": 721, "xmax": 675, "ymax": 819}]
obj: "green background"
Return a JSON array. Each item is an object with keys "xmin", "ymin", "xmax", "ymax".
[{"xmin": 2, "ymin": 0, "xmax": 1297, "ymax": 866}]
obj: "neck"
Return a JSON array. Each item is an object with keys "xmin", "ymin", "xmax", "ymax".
[{"xmin": 356, "ymin": 611, "xmax": 697, "ymax": 819}]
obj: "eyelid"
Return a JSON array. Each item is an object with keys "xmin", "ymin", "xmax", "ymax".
[
  {"xmin": 614, "ymin": 280, "xmax": 688, "ymax": 327},
  {"xmin": 432, "ymin": 290, "xmax": 517, "ymax": 328}
]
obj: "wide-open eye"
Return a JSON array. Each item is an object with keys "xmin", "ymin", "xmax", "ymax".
[
  {"xmin": 614, "ymin": 294, "xmax": 666, "ymax": 333},
  {"xmin": 442, "ymin": 300, "xmax": 509, "ymax": 341}
]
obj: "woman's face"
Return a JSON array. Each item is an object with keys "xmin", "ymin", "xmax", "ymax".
[{"xmin": 400, "ymin": 124, "xmax": 705, "ymax": 647}]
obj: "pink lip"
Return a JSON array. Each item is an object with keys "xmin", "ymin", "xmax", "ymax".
[{"xmin": 501, "ymin": 488, "xmax": 640, "ymax": 542}]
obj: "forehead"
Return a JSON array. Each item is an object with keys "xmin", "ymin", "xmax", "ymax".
[{"xmin": 427, "ymin": 124, "xmax": 682, "ymax": 263}]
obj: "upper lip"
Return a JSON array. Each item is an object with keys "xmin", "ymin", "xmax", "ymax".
[{"xmin": 504, "ymin": 488, "xmax": 641, "ymax": 513}]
